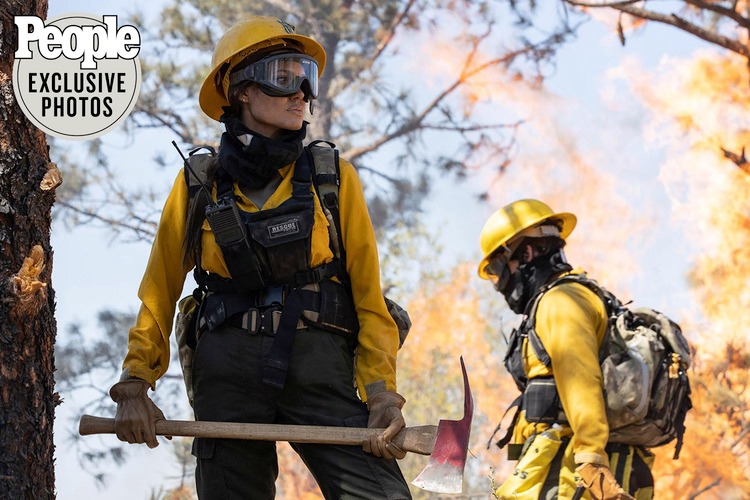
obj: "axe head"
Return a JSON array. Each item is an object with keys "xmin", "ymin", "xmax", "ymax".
[{"xmin": 411, "ymin": 356, "xmax": 474, "ymax": 494}]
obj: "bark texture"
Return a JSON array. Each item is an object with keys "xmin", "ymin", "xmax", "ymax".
[{"xmin": 0, "ymin": 1, "xmax": 58, "ymax": 498}]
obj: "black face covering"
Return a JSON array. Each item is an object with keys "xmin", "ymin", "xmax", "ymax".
[
  {"xmin": 501, "ymin": 249, "xmax": 573, "ymax": 314},
  {"xmin": 218, "ymin": 117, "xmax": 307, "ymax": 189}
]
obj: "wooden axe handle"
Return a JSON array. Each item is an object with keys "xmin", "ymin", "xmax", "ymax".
[{"xmin": 79, "ymin": 415, "xmax": 437, "ymax": 456}]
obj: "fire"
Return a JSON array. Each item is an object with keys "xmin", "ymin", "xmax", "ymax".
[
  {"xmin": 612, "ymin": 51, "xmax": 750, "ymax": 347},
  {"xmin": 607, "ymin": 50, "xmax": 750, "ymax": 496}
]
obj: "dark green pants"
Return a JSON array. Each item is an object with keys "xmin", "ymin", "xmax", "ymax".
[{"xmin": 191, "ymin": 323, "xmax": 411, "ymax": 500}]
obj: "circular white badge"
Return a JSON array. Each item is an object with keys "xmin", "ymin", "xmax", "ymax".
[{"xmin": 12, "ymin": 13, "xmax": 142, "ymax": 141}]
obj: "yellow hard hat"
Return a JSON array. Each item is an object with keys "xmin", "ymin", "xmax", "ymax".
[
  {"xmin": 199, "ymin": 16, "xmax": 327, "ymax": 121},
  {"xmin": 477, "ymin": 199, "xmax": 576, "ymax": 279}
]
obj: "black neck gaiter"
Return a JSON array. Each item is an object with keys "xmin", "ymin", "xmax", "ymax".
[
  {"xmin": 218, "ymin": 117, "xmax": 307, "ymax": 189},
  {"xmin": 501, "ymin": 250, "xmax": 573, "ymax": 314}
]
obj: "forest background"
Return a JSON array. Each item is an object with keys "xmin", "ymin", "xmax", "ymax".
[{"xmin": 19, "ymin": 0, "xmax": 750, "ymax": 498}]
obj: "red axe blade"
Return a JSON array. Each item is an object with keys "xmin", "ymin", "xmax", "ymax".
[{"xmin": 411, "ymin": 356, "xmax": 474, "ymax": 494}]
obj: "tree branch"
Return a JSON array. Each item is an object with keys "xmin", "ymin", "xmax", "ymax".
[
  {"xmin": 342, "ymin": 34, "xmax": 543, "ymax": 161},
  {"xmin": 564, "ymin": 0, "xmax": 648, "ymax": 7},
  {"xmin": 56, "ymin": 200, "xmax": 157, "ymax": 241},
  {"xmin": 730, "ymin": 424, "xmax": 750, "ymax": 449},
  {"xmin": 419, "ymin": 122, "xmax": 521, "ymax": 133},
  {"xmin": 619, "ymin": 6, "xmax": 749, "ymax": 58},
  {"xmin": 355, "ymin": 164, "xmax": 403, "ymax": 184},
  {"xmin": 688, "ymin": 478, "xmax": 721, "ymax": 499},
  {"xmin": 568, "ymin": 1, "xmax": 750, "ymax": 58},
  {"xmin": 721, "ymin": 146, "xmax": 750, "ymax": 175},
  {"xmin": 684, "ymin": 0, "xmax": 750, "ymax": 30},
  {"xmin": 363, "ymin": 0, "xmax": 418, "ymax": 72},
  {"xmin": 131, "ymin": 102, "xmax": 194, "ymax": 145}
]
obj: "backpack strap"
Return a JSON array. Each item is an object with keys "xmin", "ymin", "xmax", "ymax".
[
  {"xmin": 183, "ymin": 146, "xmax": 217, "ymax": 199},
  {"xmin": 525, "ymin": 274, "xmax": 612, "ymax": 367},
  {"xmin": 307, "ymin": 140, "xmax": 349, "ymax": 283},
  {"xmin": 490, "ymin": 275, "xmax": 605, "ymax": 454},
  {"xmin": 180, "ymin": 146, "xmax": 217, "ymax": 347},
  {"xmin": 487, "ymin": 394, "xmax": 522, "ymax": 451}
]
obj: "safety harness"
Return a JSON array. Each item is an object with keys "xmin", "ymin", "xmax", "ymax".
[
  {"xmin": 183, "ymin": 142, "xmax": 358, "ymax": 389},
  {"xmin": 489, "ymin": 275, "xmax": 574, "ymax": 460},
  {"xmin": 491, "ymin": 273, "xmax": 691, "ymax": 461}
]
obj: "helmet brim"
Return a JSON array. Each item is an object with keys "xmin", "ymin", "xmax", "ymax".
[{"xmin": 477, "ymin": 211, "xmax": 576, "ymax": 280}]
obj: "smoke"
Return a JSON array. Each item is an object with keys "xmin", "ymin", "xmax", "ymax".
[{"xmin": 609, "ymin": 50, "xmax": 750, "ymax": 347}]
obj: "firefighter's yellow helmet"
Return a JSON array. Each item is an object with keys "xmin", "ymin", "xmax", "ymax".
[
  {"xmin": 477, "ymin": 199, "xmax": 576, "ymax": 279},
  {"xmin": 199, "ymin": 16, "xmax": 326, "ymax": 121}
]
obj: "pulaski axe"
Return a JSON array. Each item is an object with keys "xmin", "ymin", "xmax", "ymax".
[
  {"xmin": 79, "ymin": 357, "xmax": 473, "ymax": 493},
  {"xmin": 411, "ymin": 356, "xmax": 473, "ymax": 493}
]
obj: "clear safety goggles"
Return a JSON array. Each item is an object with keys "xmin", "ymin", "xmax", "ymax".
[
  {"xmin": 484, "ymin": 243, "xmax": 520, "ymax": 291},
  {"xmin": 484, "ymin": 247, "xmax": 511, "ymax": 280},
  {"xmin": 230, "ymin": 53, "xmax": 319, "ymax": 99}
]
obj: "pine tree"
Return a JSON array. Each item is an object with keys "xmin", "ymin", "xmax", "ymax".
[{"xmin": 0, "ymin": 1, "xmax": 60, "ymax": 498}]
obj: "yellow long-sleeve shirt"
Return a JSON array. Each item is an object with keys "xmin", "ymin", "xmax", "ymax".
[
  {"xmin": 513, "ymin": 270, "xmax": 610, "ymax": 465},
  {"xmin": 122, "ymin": 156, "xmax": 399, "ymax": 401}
]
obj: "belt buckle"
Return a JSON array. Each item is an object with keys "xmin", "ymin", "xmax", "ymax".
[
  {"xmin": 259, "ymin": 307, "xmax": 281, "ymax": 336},
  {"xmin": 241, "ymin": 308, "xmax": 261, "ymax": 335}
]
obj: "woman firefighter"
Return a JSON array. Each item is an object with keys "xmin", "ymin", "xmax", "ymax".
[{"xmin": 108, "ymin": 16, "xmax": 412, "ymax": 499}]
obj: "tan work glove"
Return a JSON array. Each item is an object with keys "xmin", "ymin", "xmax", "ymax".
[
  {"xmin": 363, "ymin": 391, "xmax": 407, "ymax": 460},
  {"xmin": 109, "ymin": 378, "xmax": 168, "ymax": 449},
  {"xmin": 576, "ymin": 463, "xmax": 636, "ymax": 500}
]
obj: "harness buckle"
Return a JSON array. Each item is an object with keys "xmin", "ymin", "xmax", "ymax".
[
  {"xmin": 258, "ymin": 286, "xmax": 286, "ymax": 307},
  {"xmin": 241, "ymin": 308, "xmax": 260, "ymax": 334},
  {"xmin": 259, "ymin": 307, "xmax": 282, "ymax": 336}
]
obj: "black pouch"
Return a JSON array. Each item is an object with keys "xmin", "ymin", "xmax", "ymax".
[
  {"xmin": 504, "ymin": 328, "xmax": 528, "ymax": 392},
  {"xmin": 247, "ymin": 201, "xmax": 315, "ymax": 282},
  {"xmin": 202, "ymin": 294, "xmax": 226, "ymax": 332},
  {"xmin": 314, "ymin": 280, "xmax": 360, "ymax": 336},
  {"xmin": 522, "ymin": 378, "xmax": 566, "ymax": 424}
]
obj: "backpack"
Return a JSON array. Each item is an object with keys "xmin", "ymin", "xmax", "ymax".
[{"xmin": 500, "ymin": 274, "xmax": 692, "ymax": 459}]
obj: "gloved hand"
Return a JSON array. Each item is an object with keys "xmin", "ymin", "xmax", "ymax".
[
  {"xmin": 109, "ymin": 378, "xmax": 168, "ymax": 449},
  {"xmin": 363, "ymin": 390, "xmax": 407, "ymax": 460},
  {"xmin": 576, "ymin": 463, "xmax": 636, "ymax": 500}
]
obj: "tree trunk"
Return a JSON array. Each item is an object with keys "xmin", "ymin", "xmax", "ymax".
[{"xmin": 0, "ymin": 1, "xmax": 58, "ymax": 498}]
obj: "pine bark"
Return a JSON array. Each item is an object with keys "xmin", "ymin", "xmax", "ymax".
[{"xmin": 0, "ymin": 1, "xmax": 58, "ymax": 498}]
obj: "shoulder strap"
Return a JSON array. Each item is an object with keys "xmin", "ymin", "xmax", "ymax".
[
  {"xmin": 525, "ymin": 274, "xmax": 611, "ymax": 367},
  {"xmin": 307, "ymin": 141, "xmax": 348, "ymax": 279},
  {"xmin": 183, "ymin": 145, "xmax": 217, "ymax": 200},
  {"xmin": 182, "ymin": 146, "xmax": 216, "ymax": 293}
]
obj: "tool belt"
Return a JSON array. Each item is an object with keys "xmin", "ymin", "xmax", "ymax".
[{"xmin": 196, "ymin": 280, "xmax": 358, "ymax": 337}]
